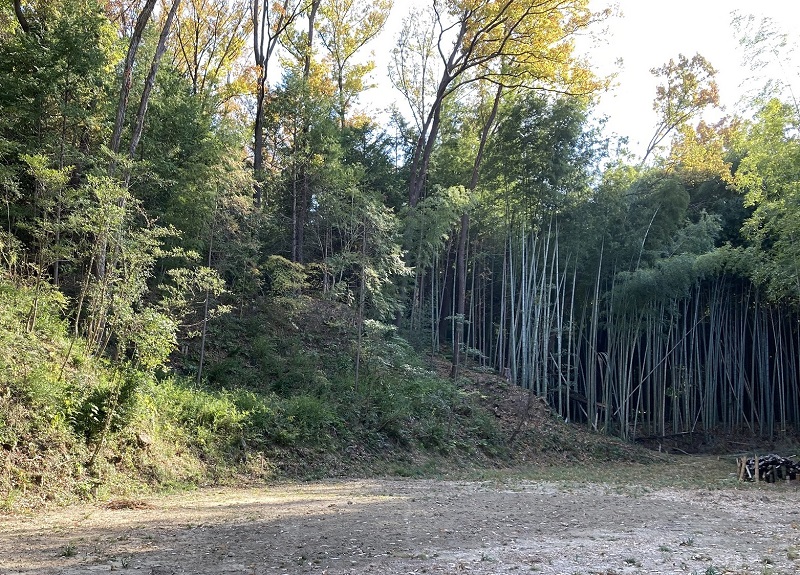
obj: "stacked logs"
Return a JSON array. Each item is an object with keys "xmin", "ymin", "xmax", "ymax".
[{"xmin": 737, "ymin": 454, "xmax": 800, "ymax": 482}]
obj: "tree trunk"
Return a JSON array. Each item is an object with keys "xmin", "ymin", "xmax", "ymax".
[
  {"xmin": 128, "ymin": 0, "xmax": 182, "ymax": 164},
  {"xmin": 253, "ymin": 69, "xmax": 267, "ymax": 206},
  {"xmin": 12, "ymin": 0, "xmax": 30, "ymax": 33},
  {"xmin": 99, "ymin": 0, "xmax": 156, "ymax": 281},
  {"xmin": 292, "ymin": 0, "xmax": 320, "ymax": 263},
  {"xmin": 451, "ymin": 85, "xmax": 502, "ymax": 379},
  {"xmin": 109, "ymin": 0, "xmax": 157, "ymax": 164},
  {"xmin": 408, "ymin": 97, "xmax": 444, "ymax": 207},
  {"xmin": 450, "ymin": 212, "xmax": 469, "ymax": 379},
  {"xmin": 251, "ymin": 0, "xmax": 304, "ymax": 207}
]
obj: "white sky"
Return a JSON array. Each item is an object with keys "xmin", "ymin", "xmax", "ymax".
[
  {"xmin": 587, "ymin": 0, "xmax": 800, "ymax": 157},
  {"xmin": 362, "ymin": 0, "xmax": 800, "ymax": 160}
]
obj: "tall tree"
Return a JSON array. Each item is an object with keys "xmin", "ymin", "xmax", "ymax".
[
  {"xmin": 109, "ymin": 0, "xmax": 157, "ymax": 167},
  {"xmin": 388, "ymin": 4, "xmax": 440, "ymax": 140},
  {"xmin": 735, "ymin": 99, "xmax": 800, "ymax": 303},
  {"xmin": 0, "ymin": 0, "xmax": 115, "ymax": 165},
  {"xmin": 317, "ymin": 0, "xmax": 392, "ymax": 128},
  {"xmin": 103, "ymin": 0, "xmax": 181, "ymax": 280},
  {"xmin": 643, "ymin": 53, "xmax": 719, "ymax": 163},
  {"xmin": 279, "ymin": 0, "xmax": 322, "ymax": 263},
  {"xmin": 392, "ymin": 0, "xmax": 603, "ymax": 208},
  {"xmin": 170, "ymin": 0, "xmax": 251, "ymax": 107},
  {"xmin": 0, "ymin": 0, "xmax": 117, "ymax": 288},
  {"xmin": 451, "ymin": 83, "xmax": 502, "ymax": 378},
  {"xmin": 251, "ymin": 0, "xmax": 305, "ymax": 207},
  {"xmin": 128, "ymin": 0, "xmax": 183, "ymax": 165},
  {"xmin": 12, "ymin": 0, "xmax": 30, "ymax": 32},
  {"xmin": 394, "ymin": 0, "xmax": 604, "ymax": 377}
]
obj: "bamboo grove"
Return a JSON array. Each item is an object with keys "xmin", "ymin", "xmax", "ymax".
[{"xmin": 2, "ymin": 0, "xmax": 800, "ymax": 445}]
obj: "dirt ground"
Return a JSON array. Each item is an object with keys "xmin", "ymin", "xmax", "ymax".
[{"xmin": 2, "ymin": 474, "xmax": 800, "ymax": 575}]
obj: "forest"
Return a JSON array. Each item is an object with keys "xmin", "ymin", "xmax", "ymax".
[{"xmin": 2, "ymin": 0, "xmax": 800, "ymax": 502}]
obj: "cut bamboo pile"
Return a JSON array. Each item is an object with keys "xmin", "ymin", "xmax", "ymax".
[{"xmin": 737, "ymin": 454, "xmax": 800, "ymax": 482}]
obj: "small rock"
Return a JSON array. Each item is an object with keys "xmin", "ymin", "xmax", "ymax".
[{"xmin": 136, "ymin": 432, "xmax": 153, "ymax": 448}]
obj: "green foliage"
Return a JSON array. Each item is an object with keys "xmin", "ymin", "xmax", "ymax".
[
  {"xmin": 359, "ymin": 319, "xmax": 420, "ymax": 376},
  {"xmin": 429, "ymin": 101, "xmax": 481, "ymax": 189},
  {"xmin": 230, "ymin": 390, "xmax": 342, "ymax": 449},
  {"xmin": 248, "ymin": 333, "xmax": 329, "ymax": 394},
  {"xmin": 204, "ymin": 355, "xmax": 256, "ymax": 389},
  {"xmin": 0, "ymin": 0, "xmax": 117, "ymax": 163},
  {"xmin": 693, "ymin": 244, "xmax": 755, "ymax": 280},
  {"xmin": 612, "ymin": 254, "xmax": 699, "ymax": 311},
  {"xmin": 483, "ymin": 93, "xmax": 598, "ymax": 222},
  {"xmin": 70, "ymin": 371, "xmax": 140, "ymax": 440},
  {"xmin": 265, "ymin": 66, "xmax": 342, "ymax": 256},
  {"xmin": 686, "ymin": 176, "xmax": 749, "ymax": 247},
  {"xmin": 627, "ymin": 174, "xmax": 691, "ymax": 266},
  {"xmin": 264, "ymin": 255, "xmax": 307, "ymax": 296},
  {"xmin": 369, "ymin": 374, "xmax": 457, "ymax": 449},
  {"xmin": 283, "ymin": 394, "xmax": 343, "ymax": 446},
  {"xmin": 577, "ymin": 169, "xmax": 696, "ymax": 279},
  {"xmin": 126, "ymin": 309, "xmax": 178, "ymax": 372},
  {"xmin": 734, "ymin": 99, "xmax": 800, "ymax": 304},
  {"xmin": 150, "ymin": 378, "xmax": 245, "ymax": 439},
  {"xmin": 159, "ymin": 264, "xmax": 230, "ymax": 350},
  {"xmin": 131, "ymin": 66, "xmax": 252, "ymax": 252},
  {"xmin": 191, "ymin": 298, "xmax": 504, "ymax": 456},
  {"xmin": 339, "ymin": 122, "xmax": 405, "ymax": 209},
  {"xmin": 665, "ymin": 210, "xmax": 721, "ymax": 257},
  {"xmin": 209, "ymin": 190, "xmax": 264, "ymax": 303},
  {"xmin": 404, "ymin": 185, "xmax": 467, "ymax": 268},
  {"xmin": 316, "ymin": 183, "xmax": 410, "ymax": 319}
]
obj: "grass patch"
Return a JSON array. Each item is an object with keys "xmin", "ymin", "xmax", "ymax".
[{"xmin": 501, "ymin": 456, "xmax": 739, "ymax": 490}]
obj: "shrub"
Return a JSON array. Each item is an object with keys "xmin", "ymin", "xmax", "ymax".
[
  {"xmin": 284, "ymin": 395, "xmax": 344, "ymax": 447},
  {"xmin": 145, "ymin": 378, "xmax": 245, "ymax": 447},
  {"xmin": 264, "ymin": 255, "xmax": 306, "ymax": 296},
  {"xmin": 70, "ymin": 370, "xmax": 141, "ymax": 441}
]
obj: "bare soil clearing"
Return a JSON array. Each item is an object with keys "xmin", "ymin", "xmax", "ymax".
[{"xmin": 2, "ymin": 469, "xmax": 800, "ymax": 575}]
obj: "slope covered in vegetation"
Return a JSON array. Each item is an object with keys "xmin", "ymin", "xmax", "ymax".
[{"xmin": 1, "ymin": 274, "xmax": 653, "ymax": 511}]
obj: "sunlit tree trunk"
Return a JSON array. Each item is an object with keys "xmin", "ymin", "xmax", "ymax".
[
  {"xmin": 110, "ymin": 0, "xmax": 157, "ymax": 168},
  {"xmin": 128, "ymin": 0, "xmax": 182, "ymax": 167}
]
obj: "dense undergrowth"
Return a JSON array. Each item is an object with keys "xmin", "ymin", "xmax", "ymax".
[
  {"xmin": 0, "ymin": 273, "xmax": 655, "ymax": 512},
  {"xmin": 0, "ymin": 275, "xmax": 493, "ymax": 510}
]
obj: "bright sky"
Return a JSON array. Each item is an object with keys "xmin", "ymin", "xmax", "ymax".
[
  {"xmin": 588, "ymin": 0, "xmax": 800, "ymax": 157},
  {"xmin": 363, "ymin": 0, "xmax": 800, "ymax": 160}
]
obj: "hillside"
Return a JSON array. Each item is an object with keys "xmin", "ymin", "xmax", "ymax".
[{"xmin": 1, "ymin": 276, "xmax": 659, "ymax": 512}]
